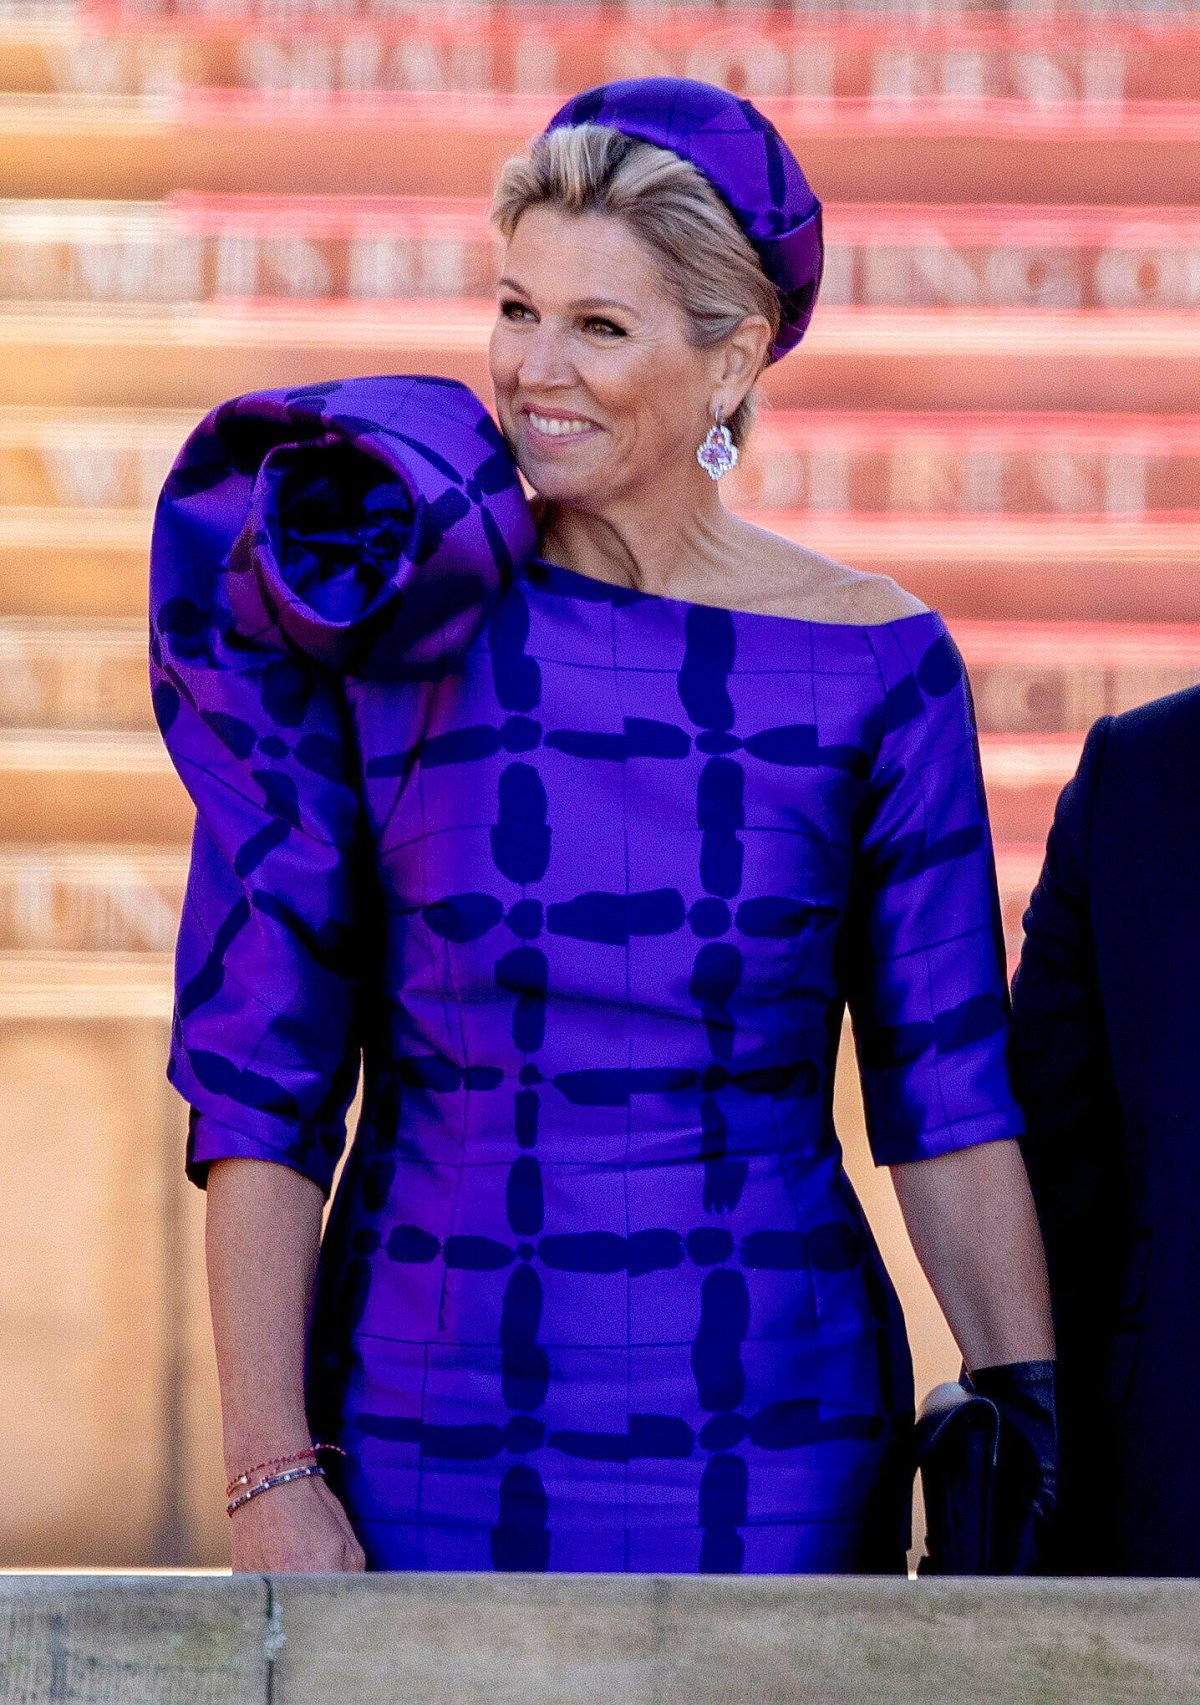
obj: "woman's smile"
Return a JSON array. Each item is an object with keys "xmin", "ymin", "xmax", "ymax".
[{"xmin": 522, "ymin": 405, "xmax": 602, "ymax": 444}]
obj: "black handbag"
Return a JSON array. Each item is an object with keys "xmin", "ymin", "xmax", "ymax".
[
  {"xmin": 914, "ymin": 1366, "xmax": 1056, "ymax": 1575},
  {"xmin": 913, "ymin": 1379, "xmax": 1003, "ymax": 1575}
]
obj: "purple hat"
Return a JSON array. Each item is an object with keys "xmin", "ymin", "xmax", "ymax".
[{"xmin": 543, "ymin": 77, "xmax": 823, "ymax": 365}]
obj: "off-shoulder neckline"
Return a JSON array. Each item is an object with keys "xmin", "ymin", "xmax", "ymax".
[{"xmin": 525, "ymin": 554, "xmax": 941, "ymax": 634}]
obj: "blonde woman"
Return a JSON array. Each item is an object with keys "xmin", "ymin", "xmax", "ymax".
[{"xmin": 151, "ymin": 78, "xmax": 1055, "ymax": 1575}]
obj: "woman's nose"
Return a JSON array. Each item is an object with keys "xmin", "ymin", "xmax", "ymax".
[{"xmin": 517, "ymin": 325, "xmax": 574, "ymax": 389}]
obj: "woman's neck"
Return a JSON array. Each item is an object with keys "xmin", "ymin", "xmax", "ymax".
[{"xmin": 539, "ymin": 490, "xmax": 740, "ymax": 600}]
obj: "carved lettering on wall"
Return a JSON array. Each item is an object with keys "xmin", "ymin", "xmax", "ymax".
[
  {"xmin": 6, "ymin": 210, "xmax": 1199, "ymax": 311},
  {"xmin": 24, "ymin": 13, "xmax": 1197, "ymax": 107},
  {"xmin": 6, "ymin": 420, "xmax": 1199, "ymax": 523}
]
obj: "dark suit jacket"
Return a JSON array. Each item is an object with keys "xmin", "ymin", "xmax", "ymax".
[{"xmin": 1009, "ymin": 683, "xmax": 1200, "ymax": 1576}]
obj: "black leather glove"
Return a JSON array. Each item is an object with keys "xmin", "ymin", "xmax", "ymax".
[{"xmin": 962, "ymin": 1357, "xmax": 1058, "ymax": 1574}]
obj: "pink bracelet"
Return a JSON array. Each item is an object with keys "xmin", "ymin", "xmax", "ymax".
[
  {"xmin": 225, "ymin": 1442, "xmax": 346, "ymax": 1498},
  {"xmin": 226, "ymin": 1462, "xmax": 325, "ymax": 1517}
]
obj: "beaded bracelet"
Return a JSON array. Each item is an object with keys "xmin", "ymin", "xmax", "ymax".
[
  {"xmin": 226, "ymin": 1462, "xmax": 326, "ymax": 1517},
  {"xmin": 225, "ymin": 1442, "xmax": 346, "ymax": 1498}
]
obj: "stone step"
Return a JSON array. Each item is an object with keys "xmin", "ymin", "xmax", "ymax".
[
  {"xmin": 750, "ymin": 517, "xmax": 1200, "ymax": 623},
  {"xmin": 2, "ymin": 518, "xmax": 1194, "ymax": 623},
  {"xmin": 3, "ymin": 512, "xmax": 1194, "ymax": 624},
  {"xmin": 6, "ymin": 196, "xmax": 1200, "ymax": 317},
  {"xmin": 0, "ymin": 947, "xmax": 172, "ymax": 1017},
  {"xmin": 2, "ymin": 10, "xmax": 1199, "ymax": 203},
  {"xmin": 0, "ymin": 403, "xmax": 187, "ymax": 508},
  {"xmin": 1, "ymin": 95, "xmax": 1197, "ymax": 209},
  {"xmin": 996, "ymin": 841, "xmax": 1045, "ymax": 963},
  {"xmin": 2, "ymin": 301, "xmax": 1197, "ymax": 414},
  {"xmin": 0, "ymin": 616, "xmax": 152, "ymax": 729},
  {"xmin": 0, "ymin": 838, "xmax": 1045, "ymax": 973},
  {"xmin": 0, "ymin": 723, "xmax": 1083, "ymax": 848},
  {"xmin": 8, "ymin": 404, "xmax": 1200, "ymax": 518},
  {"xmin": 0, "ymin": 731, "xmax": 188, "ymax": 842},
  {"xmin": 979, "ymin": 733, "xmax": 1083, "ymax": 841},
  {"xmin": 3, "ymin": 615, "xmax": 1198, "ymax": 735}
]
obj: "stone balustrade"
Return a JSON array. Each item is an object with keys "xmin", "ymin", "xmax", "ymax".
[{"xmin": 3, "ymin": 1573, "xmax": 1200, "ymax": 1704}]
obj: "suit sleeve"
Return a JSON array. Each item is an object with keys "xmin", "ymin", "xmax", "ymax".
[
  {"xmin": 1009, "ymin": 716, "xmax": 1126, "ymax": 1343},
  {"xmin": 844, "ymin": 618, "xmax": 1025, "ymax": 1166}
]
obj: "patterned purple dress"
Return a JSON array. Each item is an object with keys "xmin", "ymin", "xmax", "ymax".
[{"xmin": 150, "ymin": 375, "xmax": 1024, "ymax": 1573}]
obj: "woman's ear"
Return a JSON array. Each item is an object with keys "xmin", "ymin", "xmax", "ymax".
[{"xmin": 712, "ymin": 314, "xmax": 773, "ymax": 416}]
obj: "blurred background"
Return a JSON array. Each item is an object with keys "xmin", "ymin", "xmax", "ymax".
[{"xmin": 0, "ymin": 0, "xmax": 1197, "ymax": 1568}]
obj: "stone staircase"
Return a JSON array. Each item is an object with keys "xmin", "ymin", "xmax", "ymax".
[{"xmin": 0, "ymin": 0, "xmax": 1196, "ymax": 1567}]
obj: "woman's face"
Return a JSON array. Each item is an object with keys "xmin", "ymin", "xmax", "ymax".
[{"xmin": 488, "ymin": 205, "xmax": 721, "ymax": 512}]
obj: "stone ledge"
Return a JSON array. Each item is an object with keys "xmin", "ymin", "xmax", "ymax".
[{"xmin": 3, "ymin": 1573, "xmax": 1200, "ymax": 1704}]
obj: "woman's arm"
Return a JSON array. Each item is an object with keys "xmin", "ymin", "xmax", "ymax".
[
  {"xmin": 205, "ymin": 1158, "xmax": 365, "ymax": 1573},
  {"xmin": 889, "ymin": 1139, "xmax": 1055, "ymax": 1371}
]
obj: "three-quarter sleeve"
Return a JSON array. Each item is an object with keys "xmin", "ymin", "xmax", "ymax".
[
  {"xmin": 842, "ymin": 615, "xmax": 1024, "ymax": 1166},
  {"xmin": 148, "ymin": 374, "xmax": 535, "ymax": 1194},
  {"xmin": 151, "ymin": 530, "xmax": 367, "ymax": 1196}
]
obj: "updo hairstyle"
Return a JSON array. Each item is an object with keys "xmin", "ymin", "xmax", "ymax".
[{"xmin": 490, "ymin": 124, "xmax": 781, "ymax": 451}]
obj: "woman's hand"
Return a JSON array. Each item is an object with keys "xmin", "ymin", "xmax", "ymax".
[
  {"xmin": 228, "ymin": 1474, "xmax": 366, "ymax": 1573},
  {"xmin": 964, "ymin": 1358, "xmax": 1059, "ymax": 1572}
]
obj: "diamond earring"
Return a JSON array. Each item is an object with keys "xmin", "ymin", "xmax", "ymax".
[{"xmin": 696, "ymin": 406, "xmax": 739, "ymax": 481}]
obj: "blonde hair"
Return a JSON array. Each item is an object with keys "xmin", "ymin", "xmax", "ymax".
[{"xmin": 490, "ymin": 124, "xmax": 780, "ymax": 451}]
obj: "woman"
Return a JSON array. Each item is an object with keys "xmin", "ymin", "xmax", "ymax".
[{"xmin": 151, "ymin": 77, "xmax": 1055, "ymax": 1574}]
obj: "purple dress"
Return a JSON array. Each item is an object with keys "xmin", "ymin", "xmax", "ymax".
[{"xmin": 150, "ymin": 376, "xmax": 1023, "ymax": 1573}]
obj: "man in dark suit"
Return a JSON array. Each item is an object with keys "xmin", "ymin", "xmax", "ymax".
[{"xmin": 1008, "ymin": 683, "xmax": 1200, "ymax": 1575}]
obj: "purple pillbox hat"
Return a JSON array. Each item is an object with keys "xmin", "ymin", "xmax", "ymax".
[{"xmin": 544, "ymin": 77, "xmax": 823, "ymax": 364}]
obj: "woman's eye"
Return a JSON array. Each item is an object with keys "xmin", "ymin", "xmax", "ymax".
[{"xmin": 497, "ymin": 302, "xmax": 623, "ymax": 336}]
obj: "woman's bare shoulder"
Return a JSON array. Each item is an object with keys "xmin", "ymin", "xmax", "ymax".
[
  {"xmin": 806, "ymin": 562, "xmax": 930, "ymax": 626},
  {"xmin": 736, "ymin": 527, "xmax": 931, "ymax": 625}
]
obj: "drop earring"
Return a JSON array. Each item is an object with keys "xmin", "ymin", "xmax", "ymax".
[{"xmin": 696, "ymin": 405, "xmax": 739, "ymax": 482}]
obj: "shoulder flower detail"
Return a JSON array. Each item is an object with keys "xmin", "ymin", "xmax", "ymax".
[{"xmin": 150, "ymin": 374, "xmax": 536, "ymax": 682}]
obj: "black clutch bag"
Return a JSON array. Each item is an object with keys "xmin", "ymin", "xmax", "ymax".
[
  {"xmin": 913, "ymin": 1379, "xmax": 1003, "ymax": 1575},
  {"xmin": 914, "ymin": 1368, "xmax": 1056, "ymax": 1575}
]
